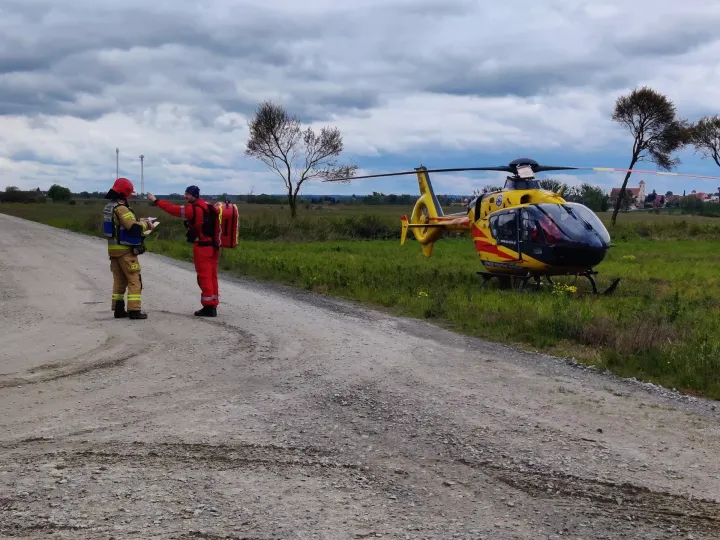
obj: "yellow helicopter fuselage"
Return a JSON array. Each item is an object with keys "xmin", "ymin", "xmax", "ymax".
[{"xmin": 400, "ymin": 167, "xmax": 613, "ymax": 278}]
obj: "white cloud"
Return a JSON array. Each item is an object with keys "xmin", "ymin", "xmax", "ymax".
[{"xmin": 1, "ymin": 0, "xmax": 720, "ymax": 194}]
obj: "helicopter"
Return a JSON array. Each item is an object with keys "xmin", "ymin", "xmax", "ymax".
[{"xmin": 323, "ymin": 157, "xmax": 720, "ymax": 294}]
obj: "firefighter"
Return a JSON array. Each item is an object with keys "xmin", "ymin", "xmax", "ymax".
[
  {"xmin": 147, "ymin": 185, "xmax": 219, "ymax": 317},
  {"xmin": 103, "ymin": 177, "xmax": 158, "ymax": 319}
]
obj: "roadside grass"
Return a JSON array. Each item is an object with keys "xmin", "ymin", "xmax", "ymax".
[{"xmin": 2, "ymin": 200, "xmax": 720, "ymax": 399}]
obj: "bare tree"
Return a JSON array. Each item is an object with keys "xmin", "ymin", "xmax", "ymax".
[
  {"xmin": 688, "ymin": 114, "xmax": 720, "ymax": 168},
  {"xmin": 610, "ymin": 86, "xmax": 690, "ymax": 225},
  {"xmin": 245, "ymin": 100, "xmax": 357, "ymax": 218},
  {"xmin": 618, "ymin": 189, "xmax": 636, "ymax": 212}
]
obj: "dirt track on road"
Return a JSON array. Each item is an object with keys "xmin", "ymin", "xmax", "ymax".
[{"xmin": 1, "ymin": 212, "xmax": 719, "ymax": 539}]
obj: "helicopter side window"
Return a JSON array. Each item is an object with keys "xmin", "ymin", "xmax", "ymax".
[
  {"xmin": 490, "ymin": 211, "xmax": 517, "ymax": 245},
  {"xmin": 520, "ymin": 209, "xmax": 542, "ymax": 243},
  {"xmin": 538, "ymin": 216, "xmax": 563, "ymax": 243}
]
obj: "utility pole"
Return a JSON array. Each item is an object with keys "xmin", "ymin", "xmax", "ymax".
[
  {"xmin": 140, "ymin": 154, "xmax": 144, "ymax": 198},
  {"xmin": 116, "ymin": 147, "xmax": 119, "ymax": 178}
]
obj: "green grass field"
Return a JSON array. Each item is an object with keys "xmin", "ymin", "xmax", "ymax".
[{"xmin": 2, "ymin": 199, "xmax": 720, "ymax": 399}]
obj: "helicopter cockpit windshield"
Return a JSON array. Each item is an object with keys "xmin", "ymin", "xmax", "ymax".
[{"xmin": 523, "ymin": 203, "xmax": 611, "ymax": 246}]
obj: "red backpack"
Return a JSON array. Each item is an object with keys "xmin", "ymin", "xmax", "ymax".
[
  {"xmin": 217, "ymin": 201, "xmax": 239, "ymax": 248},
  {"xmin": 187, "ymin": 200, "xmax": 239, "ymax": 249}
]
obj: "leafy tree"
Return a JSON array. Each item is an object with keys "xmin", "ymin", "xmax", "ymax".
[
  {"xmin": 563, "ymin": 183, "xmax": 608, "ymax": 211},
  {"xmin": 245, "ymin": 100, "xmax": 357, "ymax": 218},
  {"xmin": 687, "ymin": 114, "xmax": 720, "ymax": 168},
  {"xmin": 680, "ymin": 195, "xmax": 704, "ymax": 213},
  {"xmin": 47, "ymin": 184, "xmax": 72, "ymax": 202},
  {"xmin": 610, "ymin": 86, "xmax": 689, "ymax": 225},
  {"xmin": 539, "ymin": 178, "xmax": 568, "ymax": 194},
  {"xmin": 580, "ymin": 183, "xmax": 609, "ymax": 212}
]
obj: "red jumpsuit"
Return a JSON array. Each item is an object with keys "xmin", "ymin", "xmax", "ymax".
[{"xmin": 155, "ymin": 199, "xmax": 219, "ymax": 308}]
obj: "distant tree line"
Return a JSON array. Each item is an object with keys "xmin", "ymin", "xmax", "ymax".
[
  {"xmin": 0, "ymin": 184, "xmax": 71, "ymax": 203},
  {"xmin": 234, "ymin": 192, "xmax": 464, "ymax": 206},
  {"xmin": 0, "ymin": 186, "xmax": 46, "ymax": 203}
]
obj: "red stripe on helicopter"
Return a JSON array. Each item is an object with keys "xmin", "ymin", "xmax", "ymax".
[
  {"xmin": 472, "ymin": 225, "xmax": 486, "ymax": 238},
  {"xmin": 474, "ymin": 242, "xmax": 515, "ymax": 260},
  {"xmin": 472, "ymin": 225, "xmax": 514, "ymax": 260}
]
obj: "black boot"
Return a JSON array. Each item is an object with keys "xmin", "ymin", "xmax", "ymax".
[
  {"xmin": 194, "ymin": 306, "xmax": 217, "ymax": 317},
  {"xmin": 114, "ymin": 300, "xmax": 128, "ymax": 318},
  {"xmin": 128, "ymin": 310, "xmax": 148, "ymax": 319}
]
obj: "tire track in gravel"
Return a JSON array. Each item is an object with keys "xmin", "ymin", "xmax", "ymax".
[
  {"xmin": 0, "ymin": 338, "xmax": 151, "ymax": 388},
  {"xmin": 3, "ymin": 439, "xmax": 362, "ymax": 472},
  {"xmin": 0, "ymin": 440, "xmax": 388, "ymax": 539},
  {"xmin": 310, "ymin": 380, "xmax": 720, "ymax": 536},
  {"xmin": 452, "ymin": 456, "xmax": 720, "ymax": 528}
]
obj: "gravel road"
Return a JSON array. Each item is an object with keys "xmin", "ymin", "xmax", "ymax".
[{"xmin": 1, "ymin": 212, "xmax": 719, "ymax": 539}]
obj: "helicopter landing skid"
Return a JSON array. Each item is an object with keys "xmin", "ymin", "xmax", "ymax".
[
  {"xmin": 478, "ymin": 271, "xmax": 620, "ymax": 295},
  {"xmin": 479, "ymin": 273, "xmax": 514, "ymax": 290},
  {"xmin": 581, "ymin": 271, "xmax": 621, "ymax": 295},
  {"xmin": 479, "ymin": 273, "xmax": 541, "ymax": 291}
]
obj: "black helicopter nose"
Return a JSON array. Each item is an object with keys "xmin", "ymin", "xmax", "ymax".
[{"xmin": 549, "ymin": 245, "xmax": 608, "ymax": 267}]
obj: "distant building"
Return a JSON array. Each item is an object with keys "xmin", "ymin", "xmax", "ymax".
[
  {"xmin": 687, "ymin": 190, "xmax": 718, "ymax": 202},
  {"xmin": 609, "ymin": 180, "xmax": 645, "ymax": 209}
]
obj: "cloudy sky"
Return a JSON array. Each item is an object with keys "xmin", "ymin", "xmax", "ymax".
[{"xmin": 2, "ymin": 0, "xmax": 720, "ymax": 197}]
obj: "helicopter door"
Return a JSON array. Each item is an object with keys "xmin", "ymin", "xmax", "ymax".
[
  {"xmin": 519, "ymin": 207, "xmax": 545, "ymax": 256},
  {"xmin": 489, "ymin": 209, "xmax": 520, "ymax": 256}
]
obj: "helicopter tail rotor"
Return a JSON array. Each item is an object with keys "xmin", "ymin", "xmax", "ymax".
[
  {"xmin": 396, "ymin": 167, "xmax": 460, "ymax": 257},
  {"xmin": 400, "ymin": 216, "xmax": 409, "ymax": 245}
]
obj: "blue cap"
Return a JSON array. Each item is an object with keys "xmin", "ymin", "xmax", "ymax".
[{"xmin": 185, "ymin": 185, "xmax": 200, "ymax": 198}]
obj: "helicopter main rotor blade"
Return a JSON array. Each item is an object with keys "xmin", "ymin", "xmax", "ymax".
[
  {"xmin": 322, "ymin": 166, "xmax": 513, "ymax": 182},
  {"xmin": 322, "ymin": 162, "xmax": 720, "ymax": 183},
  {"xmin": 573, "ymin": 167, "xmax": 720, "ymax": 181},
  {"xmin": 533, "ymin": 166, "xmax": 585, "ymax": 172}
]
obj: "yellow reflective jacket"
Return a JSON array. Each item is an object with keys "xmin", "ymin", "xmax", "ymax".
[{"xmin": 104, "ymin": 201, "xmax": 149, "ymax": 257}]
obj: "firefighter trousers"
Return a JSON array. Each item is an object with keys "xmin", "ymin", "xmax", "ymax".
[
  {"xmin": 110, "ymin": 251, "xmax": 142, "ymax": 311},
  {"xmin": 194, "ymin": 244, "xmax": 219, "ymax": 307}
]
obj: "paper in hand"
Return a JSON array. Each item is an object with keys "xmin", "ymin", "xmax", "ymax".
[{"xmin": 143, "ymin": 221, "xmax": 159, "ymax": 235}]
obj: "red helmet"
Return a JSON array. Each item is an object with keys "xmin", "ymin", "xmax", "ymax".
[{"xmin": 110, "ymin": 177, "xmax": 135, "ymax": 198}]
